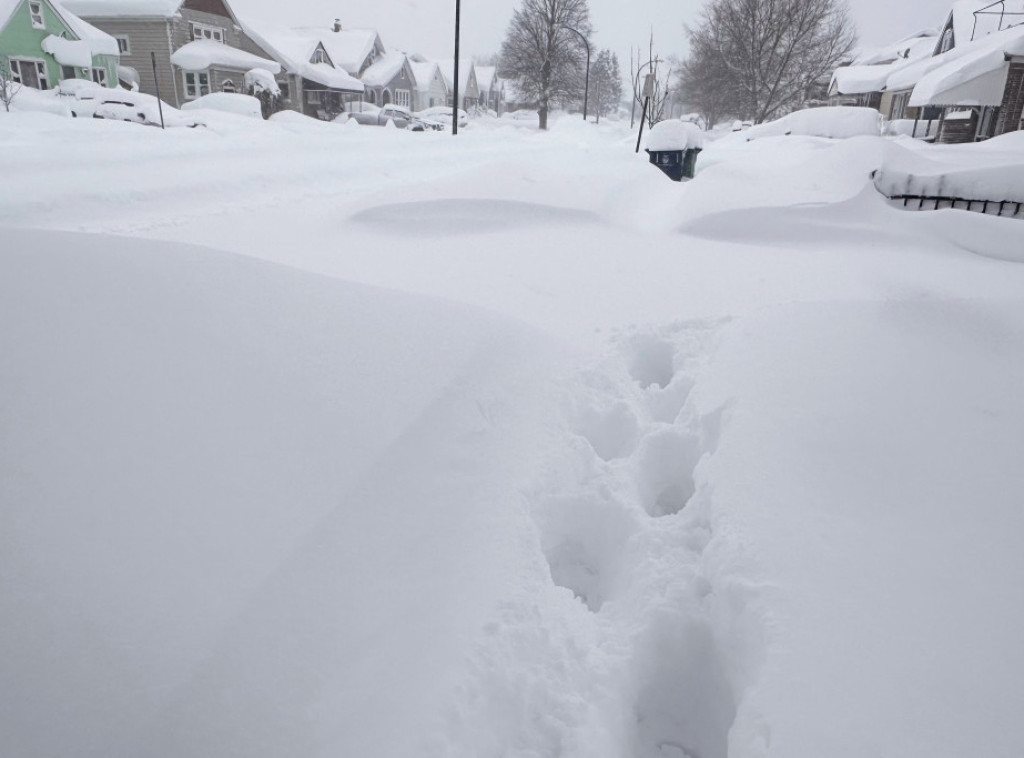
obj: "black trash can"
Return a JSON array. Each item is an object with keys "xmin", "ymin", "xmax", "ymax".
[{"xmin": 644, "ymin": 121, "xmax": 705, "ymax": 182}]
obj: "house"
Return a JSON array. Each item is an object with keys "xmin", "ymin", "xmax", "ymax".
[
  {"xmin": 318, "ymin": 23, "xmax": 384, "ymax": 80},
  {"xmin": 441, "ymin": 58, "xmax": 478, "ymax": 109},
  {"xmin": 62, "ymin": 0, "xmax": 283, "ymax": 108},
  {"xmin": 244, "ymin": 26, "xmax": 363, "ymax": 119},
  {"xmin": 475, "ymin": 64, "xmax": 506, "ymax": 114},
  {"xmin": 1, "ymin": 0, "xmax": 118, "ymax": 91},
  {"xmin": 827, "ymin": 31, "xmax": 937, "ymax": 111},
  {"xmin": 360, "ymin": 50, "xmax": 415, "ymax": 108},
  {"xmin": 409, "ymin": 57, "xmax": 447, "ymax": 110}
]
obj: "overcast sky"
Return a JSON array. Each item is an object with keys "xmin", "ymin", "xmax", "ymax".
[{"xmin": 238, "ymin": 0, "xmax": 953, "ymax": 63}]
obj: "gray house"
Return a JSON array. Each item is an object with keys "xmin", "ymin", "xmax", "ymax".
[
  {"xmin": 361, "ymin": 50, "xmax": 415, "ymax": 108},
  {"xmin": 62, "ymin": 0, "xmax": 284, "ymax": 107}
]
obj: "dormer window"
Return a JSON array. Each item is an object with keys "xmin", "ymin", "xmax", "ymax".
[
  {"xmin": 311, "ymin": 47, "xmax": 328, "ymax": 65},
  {"xmin": 940, "ymin": 28, "xmax": 954, "ymax": 53},
  {"xmin": 191, "ymin": 22, "xmax": 225, "ymax": 43},
  {"xmin": 29, "ymin": 1, "xmax": 44, "ymax": 29}
]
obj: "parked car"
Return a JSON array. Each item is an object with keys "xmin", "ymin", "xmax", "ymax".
[
  {"xmin": 58, "ymin": 79, "xmax": 200, "ymax": 127},
  {"xmin": 415, "ymin": 106, "xmax": 468, "ymax": 129},
  {"xmin": 343, "ymin": 101, "xmax": 440, "ymax": 131}
]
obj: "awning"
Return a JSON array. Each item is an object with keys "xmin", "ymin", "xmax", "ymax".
[
  {"xmin": 910, "ymin": 52, "xmax": 1010, "ymax": 107},
  {"xmin": 171, "ymin": 40, "xmax": 281, "ymax": 75}
]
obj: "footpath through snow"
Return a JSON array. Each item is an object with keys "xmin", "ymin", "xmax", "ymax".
[{"xmin": 2, "ymin": 110, "xmax": 1024, "ymax": 758}]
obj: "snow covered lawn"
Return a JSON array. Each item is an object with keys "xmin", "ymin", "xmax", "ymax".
[{"xmin": 2, "ymin": 109, "xmax": 1024, "ymax": 758}]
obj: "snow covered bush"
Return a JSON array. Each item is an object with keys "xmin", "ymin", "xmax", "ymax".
[
  {"xmin": 0, "ymin": 57, "xmax": 21, "ymax": 113},
  {"xmin": 245, "ymin": 67, "xmax": 283, "ymax": 120}
]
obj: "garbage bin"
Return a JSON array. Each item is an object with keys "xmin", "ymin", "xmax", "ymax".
[{"xmin": 644, "ymin": 120, "xmax": 705, "ymax": 182}]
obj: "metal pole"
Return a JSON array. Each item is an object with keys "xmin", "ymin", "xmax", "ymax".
[
  {"xmin": 151, "ymin": 51, "xmax": 165, "ymax": 129},
  {"xmin": 452, "ymin": 0, "xmax": 461, "ymax": 135},
  {"xmin": 560, "ymin": 26, "xmax": 589, "ymax": 121},
  {"xmin": 635, "ymin": 97, "xmax": 649, "ymax": 153}
]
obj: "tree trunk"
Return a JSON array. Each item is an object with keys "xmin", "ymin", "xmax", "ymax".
[{"xmin": 539, "ymin": 106, "xmax": 548, "ymax": 129}]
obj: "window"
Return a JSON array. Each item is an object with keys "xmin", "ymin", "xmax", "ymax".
[
  {"xmin": 940, "ymin": 28, "xmax": 954, "ymax": 54},
  {"xmin": 221, "ymin": 78, "xmax": 235, "ymax": 93},
  {"xmin": 191, "ymin": 23, "xmax": 224, "ymax": 43},
  {"xmin": 29, "ymin": 1, "xmax": 44, "ymax": 29},
  {"xmin": 182, "ymin": 71, "xmax": 210, "ymax": 99},
  {"xmin": 116, "ymin": 36, "xmax": 130, "ymax": 55},
  {"xmin": 11, "ymin": 58, "xmax": 50, "ymax": 89},
  {"xmin": 61, "ymin": 65, "xmax": 77, "ymax": 80},
  {"xmin": 307, "ymin": 89, "xmax": 322, "ymax": 104},
  {"xmin": 92, "ymin": 67, "xmax": 107, "ymax": 86},
  {"xmin": 394, "ymin": 88, "xmax": 410, "ymax": 107},
  {"xmin": 311, "ymin": 47, "xmax": 327, "ymax": 65}
]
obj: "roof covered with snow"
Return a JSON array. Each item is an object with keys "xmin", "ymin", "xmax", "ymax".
[
  {"xmin": 831, "ymin": 64, "xmax": 899, "ymax": 95},
  {"xmin": 360, "ymin": 51, "xmax": 407, "ymax": 88},
  {"xmin": 170, "ymin": 39, "xmax": 280, "ymax": 74},
  {"xmin": 475, "ymin": 65, "xmax": 496, "ymax": 92},
  {"xmin": 409, "ymin": 60, "xmax": 443, "ymax": 93},
  {"xmin": 320, "ymin": 28, "xmax": 382, "ymax": 76},
  {"xmin": 302, "ymin": 61, "xmax": 363, "ymax": 92},
  {"xmin": 1, "ymin": 0, "xmax": 119, "ymax": 55},
  {"xmin": 441, "ymin": 59, "xmax": 475, "ymax": 93},
  {"xmin": 852, "ymin": 30, "xmax": 939, "ymax": 66},
  {"xmin": 62, "ymin": 0, "xmax": 184, "ymax": 17},
  {"xmin": 909, "ymin": 23, "xmax": 1024, "ymax": 106}
]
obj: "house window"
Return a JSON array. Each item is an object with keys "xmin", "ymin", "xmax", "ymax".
[
  {"xmin": 182, "ymin": 71, "xmax": 210, "ymax": 99},
  {"xmin": 940, "ymin": 28, "xmax": 954, "ymax": 54},
  {"xmin": 311, "ymin": 47, "xmax": 327, "ymax": 65},
  {"xmin": 11, "ymin": 58, "xmax": 50, "ymax": 90},
  {"xmin": 92, "ymin": 67, "xmax": 107, "ymax": 86},
  {"xmin": 61, "ymin": 65, "xmax": 77, "ymax": 80},
  {"xmin": 191, "ymin": 23, "xmax": 224, "ymax": 43},
  {"xmin": 307, "ymin": 89, "xmax": 322, "ymax": 104},
  {"xmin": 395, "ymin": 88, "xmax": 410, "ymax": 107},
  {"xmin": 221, "ymin": 78, "xmax": 235, "ymax": 93},
  {"xmin": 116, "ymin": 37, "xmax": 130, "ymax": 55},
  {"xmin": 29, "ymin": 1, "xmax": 44, "ymax": 29}
]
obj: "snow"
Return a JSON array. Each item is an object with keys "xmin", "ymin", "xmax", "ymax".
[
  {"xmin": 170, "ymin": 39, "xmax": 281, "ymax": 75},
  {"xmin": 645, "ymin": 119, "xmax": 705, "ymax": 151},
  {"xmin": 302, "ymin": 61, "xmax": 363, "ymax": 92},
  {"xmin": 360, "ymin": 51, "xmax": 407, "ymax": 88},
  {"xmin": 180, "ymin": 92, "xmax": 262, "ymax": 118},
  {"xmin": 244, "ymin": 66, "xmax": 279, "ymax": 95},
  {"xmin": 909, "ymin": 25, "xmax": 1024, "ymax": 107},
  {"xmin": 40, "ymin": 34, "xmax": 94, "ymax": 68},
  {"xmin": 61, "ymin": 0, "xmax": 183, "ymax": 17},
  {"xmin": 2, "ymin": 106, "xmax": 1024, "ymax": 758},
  {"xmin": 733, "ymin": 106, "xmax": 882, "ymax": 141}
]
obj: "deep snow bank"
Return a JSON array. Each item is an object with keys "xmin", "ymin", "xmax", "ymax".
[{"xmin": 0, "ymin": 230, "xmax": 564, "ymax": 757}]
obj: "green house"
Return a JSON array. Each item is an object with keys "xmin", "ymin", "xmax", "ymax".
[{"xmin": 0, "ymin": 0, "xmax": 118, "ymax": 91}]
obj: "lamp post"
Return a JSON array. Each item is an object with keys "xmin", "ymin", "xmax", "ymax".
[
  {"xmin": 560, "ymin": 25, "xmax": 590, "ymax": 121},
  {"xmin": 452, "ymin": 0, "xmax": 461, "ymax": 135}
]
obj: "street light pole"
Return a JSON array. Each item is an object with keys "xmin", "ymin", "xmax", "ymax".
[
  {"xmin": 560, "ymin": 25, "xmax": 590, "ymax": 121},
  {"xmin": 453, "ymin": 0, "xmax": 461, "ymax": 135}
]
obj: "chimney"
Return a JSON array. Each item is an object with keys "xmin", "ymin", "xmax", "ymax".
[{"xmin": 333, "ymin": 19, "xmax": 342, "ymax": 33}]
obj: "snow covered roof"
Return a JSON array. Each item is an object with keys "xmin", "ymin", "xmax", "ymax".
[
  {"xmin": 409, "ymin": 60, "xmax": 442, "ymax": 93},
  {"xmin": 831, "ymin": 64, "xmax": 898, "ymax": 95},
  {"xmin": 360, "ymin": 51, "xmax": 407, "ymax": 88},
  {"xmin": 170, "ymin": 39, "xmax": 281, "ymax": 74},
  {"xmin": 852, "ymin": 30, "xmax": 939, "ymax": 66},
  {"xmin": 41, "ymin": 34, "xmax": 94, "ymax": 67},
  {"xmin": 320, "ymin": 28, "xmax": 382, "ymax": 76},
  {"xmin": 301, "ymin": 62, "xmax": 362, "ymax": 92},
  {"xmin": 909, "ymin": 23, "xmax": 1024, "ymax": 106},
  {"xmin": 946, "ymin": 0, "xmax": 1024, "ymax": 47},
  {"xmin": 441, "ymin": 59, "xmax": 474, "ymax": 92},
  {"xmin": 62, "ymin": 0, "xmax": 184, "ymax": 17},
  {"xmin": 475, "ymin": 65, "xmax": 496, "ymax": 91}
]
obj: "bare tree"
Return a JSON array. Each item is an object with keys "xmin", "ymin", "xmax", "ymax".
[
  {"xmin": 630, "ymin": 38, "xmax": 675, "ymax": 128},
  {"xmin": 676, "ymin": 34, "xmax": 735, "ymax": 129},
  {"xmin": 1, "ymin": 57, "xmax": 21, "ymax": 113},
  {"xmin": 684, "ymin": 0, "xmax": 855, "ymax": 123},
  {"xmin": 499, "ymin": 0, "xmax": 591, "ymax": 129}
]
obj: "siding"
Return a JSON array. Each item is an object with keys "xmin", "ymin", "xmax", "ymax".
[
  {"xmin": 996, "ymin": 62, "xmax": 1024, "ymax": 135},
  {"xmin": 77, "ymin": 19, "xmax": 177, "ymax": 103}
]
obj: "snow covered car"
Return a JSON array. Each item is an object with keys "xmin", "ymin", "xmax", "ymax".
[
  {"xmin": 343, "ymin": 102, "xmax": 439, "ymax": 131},
  {"xmin": 59, "ymin": 80, "xmax": 199, "ymax": 127},
  {"xmin": 180, "ymin": 92, "xmax": 263, "ymax": 119},
  {"xmin": 415, "ymin": 106, "xmax": 468, "ymax": 129}
]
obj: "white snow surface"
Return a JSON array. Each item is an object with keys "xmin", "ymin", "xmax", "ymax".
[
  {"xmin": 180, "ymin": 91, "xmax": 262, "ymax": 118},
  {"xmin": 40, "ymin": 34, "xmax": 95, "ymax": 68},
  {"xmin": 645, "ymin": 119, "xmax": 705, "ymax": 151},
  {"xmin": 2, "ymin": 110, "xmax": 1024, "ymax": 758},
  {"xmin": 735, "ymin": 106, "xmax": 882, "ymax": 140},
  {"xmin": 170, "ymin": 39, "xmax": 281, "ymax": 75}
]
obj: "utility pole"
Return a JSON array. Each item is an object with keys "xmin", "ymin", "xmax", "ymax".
[
  {"xmin": 452, "ymin": 0, "xmax": 461, "ymax": 135},
  {"xmin": 151, "ymin": 52, "xmax": 165, "ymax": 129}
]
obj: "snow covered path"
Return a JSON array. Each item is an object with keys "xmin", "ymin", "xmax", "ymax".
[{"xmin": 3, "ymin": 111, "xmax": 1024, "ymax": 758}]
